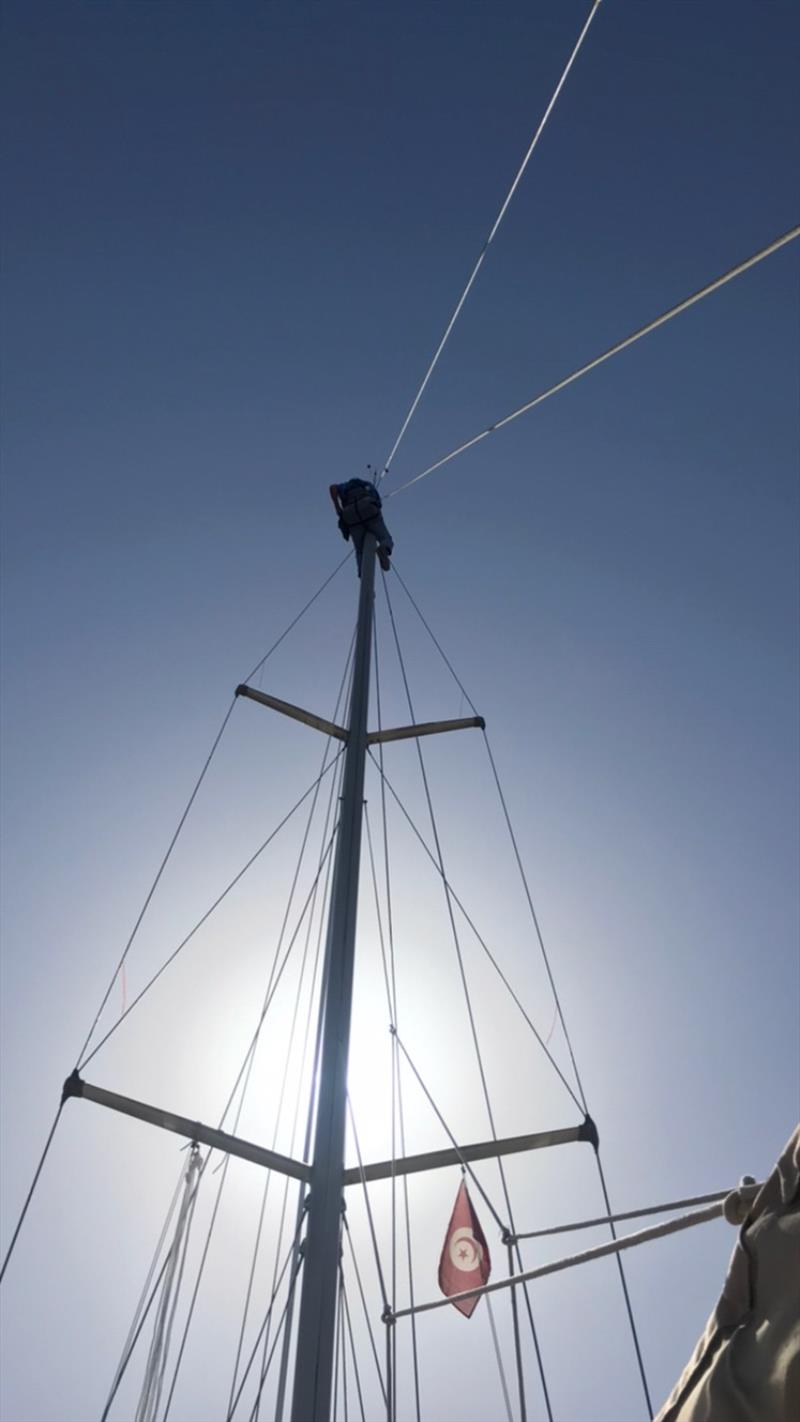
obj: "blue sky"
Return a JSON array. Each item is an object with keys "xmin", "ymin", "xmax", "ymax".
[{"xmin": 1, "ymin": 3, "xmax": 798, "ymax": 1420}]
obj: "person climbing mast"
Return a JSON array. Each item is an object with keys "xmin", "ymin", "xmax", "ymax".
[{"xmin": 330, "ymin": 474, "xmax": 393, "ymax": 574}]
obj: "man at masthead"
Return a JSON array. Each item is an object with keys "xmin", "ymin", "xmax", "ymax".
[{"xmin": 329, "ymin": 477, "xmax": 394, "ymax": 574}]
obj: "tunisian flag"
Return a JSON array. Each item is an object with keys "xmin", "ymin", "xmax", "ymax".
[{"xmin": 438, "ymin": 1180, "xmax": 491, "ymax": 1317}]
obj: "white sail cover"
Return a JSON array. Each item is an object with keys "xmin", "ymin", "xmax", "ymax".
[{"xmin": 655, "ymin": 1126, "xmax": 800, "ymax": 1422}]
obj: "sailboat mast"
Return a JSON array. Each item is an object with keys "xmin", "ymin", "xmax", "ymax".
[{"xmin": 289, "ymin": 534, "xmax": 377, "ymax": 1422}]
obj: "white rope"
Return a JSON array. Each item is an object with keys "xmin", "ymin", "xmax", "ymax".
[
  {"xmin": 379, "ymin": 0, "xmax": 603, "ymax": 483},
  {"xmin": 390, "ymin": 1189, "xmax": 763, "ymax": 1321},
  {"xmin": 511, "ymin": 1186, "xmax": 734, "ymax": 1241},
  {"xmin": 388, "ymin": 224, "xmax": 800, "ymax": 497},
  {"xmin": 135, "ymin": 1145, "xmax": 201, "ymax": 1422},
  {"xmin": 486, "ymin": 1295, "xmax": 515, "ymax": 1422}
]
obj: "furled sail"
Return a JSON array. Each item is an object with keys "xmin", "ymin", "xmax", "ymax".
[{"xmin": 655, "ymin": 1127, "xmax": 800, "ymax": 1422}]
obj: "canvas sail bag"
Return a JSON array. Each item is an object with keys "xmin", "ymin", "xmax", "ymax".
[{"xmin": 655, "ymin": 1126, "xmax": 800, "ymax": 1422}]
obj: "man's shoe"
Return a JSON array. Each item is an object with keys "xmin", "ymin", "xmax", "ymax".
[{"xmin": 378, "ymin": 548, "xmax": 391, "ymax": 572}]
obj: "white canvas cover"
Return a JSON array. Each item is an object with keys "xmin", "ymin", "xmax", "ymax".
[{"xmin": 655, "ymin": 1126, "xmax": 800, "ymax": 1422}]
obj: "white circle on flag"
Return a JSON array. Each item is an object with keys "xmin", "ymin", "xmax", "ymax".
[{"xmin": 449, "ymin": 1226, "xmax": 483, "ymax": 1272}]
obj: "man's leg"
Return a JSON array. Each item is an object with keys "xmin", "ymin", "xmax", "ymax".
[
  {"xmin": 351, "ymin": 526, "xmax": 365, "ymax": 575},
  {"xmin": 367, "ymin": 515, "xmax": 393, "ymax": 569}
]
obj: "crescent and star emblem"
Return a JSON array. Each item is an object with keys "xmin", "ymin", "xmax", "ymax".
[{"xmin": 448, "ymin": 1226, "xmax": 484, "ymax": 1272}]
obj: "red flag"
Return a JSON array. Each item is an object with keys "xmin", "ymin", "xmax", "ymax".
[{"xmin": 438, "ymin": 1180, "xmax": 491, "ymax": 1317}]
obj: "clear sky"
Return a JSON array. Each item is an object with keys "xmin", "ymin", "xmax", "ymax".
[{"xmin": 1, "ymin": 2, "xmax": 798, "ymax": 1421}]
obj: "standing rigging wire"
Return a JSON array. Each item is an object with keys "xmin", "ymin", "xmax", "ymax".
[
  {"xmin": 242, "ymin": 657, "xmax": 356, "ymax": 1421},
  {"xmin": 486, "ymin": 1295, "xmax": 515, "ymax": 1422},
  {"xmin": 106, "ymin": 1159, "xmax": 187, "ymax": 1409},
  {"xmin": 370, "ymin": 618, "xmax": 422, "ymax": 1422},
  {"xmin": 389, "ymin": 564, "xmax": 586, "ymax": 1092},
  {"xmin": 100, "ymin": 1252, "xmax": 174, "ymax": 1422},
  {"xmin": 160, "ymin": 821, "xmax": 341, "ymax": 1421},
  {"xmin": 78, "ymin": 750, "xmax": 344, "ymax": 1074},
  {"xmin": 211, "ymin": 820, "xmax": 338, "ymax": 1135},
  {"xmin": 390, "ymin": 1033, "xmax": 506, "ymax": 1233},
  {"xmin": 333, "ymin": 1267, "xmax": 344, "ymax": 1422},
  {"xmin": 83, "ymin": 550, "xmax": 351, "ymax": 1073},
  {"xmin": 382, "ymin": 576, "xmax": 553, "ymax": 1422},
  {"xmin": 242, "ymin": 552, "xmax": 352, "ymax": 685},
  {"xmin": 165, "ymin": 631, "xmax": 357, "ymax": 1422},
  {"xmin": 340, "ymin": 1270, "xmax": 350, "ymax": 1422},
  {"xmin": 343, "ymin": 1214, "xmax": 388, "ymax": 1407},
  {"xmin": 134, "ymin": 1145, "xmax": 202, "ymax": 1422},
  {"xmin": 340, "ymin": 1268, "xmax": 367, "ymax": 1422},
  {"xmin": 346, "ymin": 1096, "xmax": 391, "ymax": 1312},
  {"xmin": 226, "ymin": 816, "xmax": 337, "ymax": 1413},
  {"xmin": 0, "ymin": 1105, "xmax": 63, "ymax": 1287},
  {"xmin": 260, "ymin": 828, "xmax": 345, "ymax": 1422},
  {"xmin": 246, "ymin": 1259, "xmax": 305, "ymax": 1422},
  {"xmin": 0, "ymin": 555, "xmax": 353, "ymax": 1290},
  {"xmin": 366, "ymin": 751, "xmax": 584, "ymax": 1114},
  {"xmin": 384, "ymin": 566, "xmax": 654, "ymax": 1416},
  {"xmin": 387, "ymin": 224, "xmax": 800, "ymax": 498},
  {"xmin": 363, "ymin": 806, "xmax": 422, "ymax": 1422},
  {"xmin": 73, "ymin": 696, "xmax": 238, "ymax": 1073},
  {"xmin": 221, "ymin": 1225, "xmax": 306, "ymax": 1422},
  {"xmin": 99, "ymin": 1149, "xmax": 202, "ymax": 1422},
  {"xmin": 158, "ymin": 824, "xmax": 339, "ymax": 1422},
  {"xmin": 378, "ymin": 0, "xmax": 603, "ymax": 484},
  {"xmin": 367, "ymin": 797, "xmax": 515, "ymax": 1422},
  {"xmin": 258, "ymin": 647, "xmax": 358, "ymax": 1422}
]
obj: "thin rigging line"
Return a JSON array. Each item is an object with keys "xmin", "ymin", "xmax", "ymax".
[
  {"xmin": 382, "ymin": 578, "xmax": 551, "ymax": 1419},
  {"xmin": 379, "ymin": 0, "xmax": 602, "ymax": 482},
  {"xmin": 482, "ymin": 732, "xmax": 587, "ymax": 1106},
  {"xmin": 391, "ymin": 562, "xmax": 584, "ymax": 1093},
  {"xmin": 229, "ymin": 780, "xmax": 351, "ymax": 1414},
  {"xmin": 340, "ymin": 1270, "xmax": 349, "ymax": 1422},
  {"xmin": 383, "ymin": 563, "xmax": 653, "ymax": 1410},
  {"xmin": 363, "ymin": 800, "xmax": 420, "ymax": 1422},
  {"xmin": 107, "ymin": 1158, "xmax": 186, "ymax": 1407},
  {"xmin": 593, "ymin": 1151, "xmax": 653, "ymax": 1417},
  {"xmin": 79, "ymin": 555, "xmax": 351, "ymax": 1070},
  {"xmin": 160, "ymin": 827, "xmax": 339, "ymax": 1422},
  {"xmin": 512, "ymin": 1186, "xmax": 734, "ymax": 1241},
  {"xmin": 251, "ymin": 728, "xmax": 352, "ymax": 1419},
  {"xmin": 333, "ymin": 1265, "xmax": 344, "ymax": 1422},
  {"xmin": 243, "ymin": 1253, "xmax": 303, "ymax": 1422},
  {"xmin": 0, "ymin": 1102, "xmax": 64, "ymax": 1286},
  {"xmin": 100, "ymin": 1251, "xmax": 173, "ymax": 1422},
  {"xmin": 223, "ymin": 1232, "xmax": 305, "ymax": 1422},
  {"xmin": 366, "ymin": 750, "xmax": 583, "ymax": 1114},
  {"xmin": 257, "ymin": 637, "xmax": 358, "ymax": 1419},
  {"xmin": 268, "ymin": 750, "xmax": 352, "ymax": 1422},
  {"xmin": 390, "ymin": 564, "xmax": 478, "ymax": 712},
  {"xmin": 242, "ymin": 553, "xmax": 352, "ymax": 685},
  {"xmin": 243, "ymin": 1258, "xmax": 302, "ymax": 1422},
  {"xmin": 163, "ymin": 829, "xmax": 339, "ymax": 1419},
  {"xmin": 217, "ymin": 824, "xmax": 339, "ymax": 1136},
  {"xmin": 74, "ymin": 698, "xmax": 237, "ymax": 1069},
  {"xmin": 506, "ymin": 1238, "xmax": 527, "ymax": 1422},
  {"xmin": 135, "ymin": 1146, "xmax": 201, "ymax": 1422},
  {"xmin": 389, "ymin": 224, "xmax": 800, "ymax": 497},
  {"xmin": 227, "ymin": 633, "xmax": 356, "ymax": 1413},
  {"xmin": 391, "ymin": 1032, "xmax": 506, "ymax": 1234},
  {"xmin": 2, "ymin": 563, "xmax": 353, "ymax": 1294},
  {"xmin": 340, "ymin": 1269, "xmax": 366, "ymax": 1422},
  {"xmin": 270, "ymin": 647, "xmax": 356, "ymax": 1422},
  {"xmin": 343, "ymin": 1215, "xmax": 387, "ymax": 1407},
  {"xmin": 347, "ymin": 1096, "xmax": 390, "ymax": 1309},
  {"xmin": 486, "ymin": 1295, "xmax": 515, "ymax": 1422},
  {"xmin": 390, "ymin": 1196, "xmax": 734, "ymax": 1320},
  {"xmin": 371, "ymin": 621, "xmax": 421, "ymax": 1422},
  {"xmin": 79, "ymin": 751, "xmax": 344, "ymax": 1072}
]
